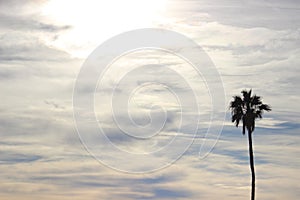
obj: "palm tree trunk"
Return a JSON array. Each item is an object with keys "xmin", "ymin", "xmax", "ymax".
[{"xmin": 247, "ymin": 130, "xmax": 255, "ymax": 200}]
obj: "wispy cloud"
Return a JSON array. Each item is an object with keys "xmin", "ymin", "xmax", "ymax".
[{"xmin": 0, "ymin": 0, "xmax": 299, "ymax": 199}]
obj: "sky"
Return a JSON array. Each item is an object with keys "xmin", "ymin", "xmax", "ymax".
[{"xmin": 0, "ymin": 0, "xmax": 299, "ymax": 199}]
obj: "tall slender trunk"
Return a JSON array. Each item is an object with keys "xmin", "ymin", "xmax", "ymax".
[{"xmin": 247, "ymin": 130, "xmax": 255, "ymax": 200}]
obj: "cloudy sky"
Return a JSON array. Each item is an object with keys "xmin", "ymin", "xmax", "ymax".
[{"xmin": 1, "ymin": 0, "xmax": 299, "ymax": 199}]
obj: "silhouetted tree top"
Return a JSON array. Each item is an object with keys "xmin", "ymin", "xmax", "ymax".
[{"xmin": 230, "ymin": 89, "xmax": 271, "ymax": 134}]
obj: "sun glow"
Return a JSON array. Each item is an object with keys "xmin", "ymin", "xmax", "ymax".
[{"xmin": 41, "ymin": 0, "xmax": 167, "ymax": 58}]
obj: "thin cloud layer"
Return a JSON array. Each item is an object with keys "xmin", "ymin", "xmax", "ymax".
[{"xmin": 0, "ymin": 0, "xmax": 299, "ymax": 199}]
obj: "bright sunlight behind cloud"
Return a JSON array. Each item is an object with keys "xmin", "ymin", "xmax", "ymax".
[{"xmin": 0, "ymin": 0, "xmax": 299, "ymax": 199}]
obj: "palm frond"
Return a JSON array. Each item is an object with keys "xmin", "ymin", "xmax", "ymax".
[
  {"xmin": 230, "ymin": 96, "xmax": 243, "ymax": 108},
  {"xmin": 255, "ymin": 110, "xmax": 262, "ymax": 119},
  {"xmin": 241, "ymin": 90, "xmax": 248, "ymax": 99},
  {"xmin": 251, "ymin": 95, "xmax": 262, "ymax": 106},
  {"xmin": 242, "ymin": 89, "xmax": 251, "ymax": 103},
  {"xmin": 232, "ymin": 112, "xmax": 243, "ymax": 127},
  {"xmin": 259, "ymin": 104, "xmax": 271, "ymax": 111},
  {"xmin": 230, "ymin": 98, "xmax": 244, "ymax": 127}
]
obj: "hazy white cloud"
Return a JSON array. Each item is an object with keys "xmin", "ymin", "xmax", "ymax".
[{"xmin": 0, "ymin": 0, "xmax": 299, "ymax": 199}]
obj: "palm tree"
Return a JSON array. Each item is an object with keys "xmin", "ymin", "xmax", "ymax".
[{"xmin": 229, "ymin": 89, "xmax": 271, "ymax": 200}]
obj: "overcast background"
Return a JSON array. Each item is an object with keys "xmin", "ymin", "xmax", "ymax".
[{"xmin": 0, "ymin": 0, "xmax": 299, "ymax": 199}]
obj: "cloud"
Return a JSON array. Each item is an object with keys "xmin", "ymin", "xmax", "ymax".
[
  {"xmin": 0, "ymin": 152, "xmax": 43, "ymax": 164},
  {"xmin": 0, "ymin": 0, "xmax": 299, "ymax": 199},
  {"xmin": 0, "ymin": 14, "xmax": 71, "ymax": 32},
  {"xmin": 166, "ymin": 0, "xmax": 300, "ymax": 30},
  {"xmin": 44, "ymin": 100, "xmax": 65, "ymax": 109},
  {"xmin": 0, "ymin": 32, "xmax": 73, "ymax": 63}
]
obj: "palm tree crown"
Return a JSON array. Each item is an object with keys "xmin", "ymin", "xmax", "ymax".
[{"xmin": 230, "ymin": 89, "xmax": 271, "ymax": 134}]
